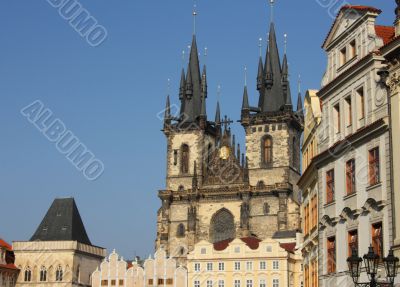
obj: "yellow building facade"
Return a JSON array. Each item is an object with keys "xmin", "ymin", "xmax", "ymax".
[
  {"xmin": 298, "ymin": 90, "xmax": 321, "ymax": 287},
  {"xmin": 187, "ymin": 238, "xmax": 302, "ymax": 287}
]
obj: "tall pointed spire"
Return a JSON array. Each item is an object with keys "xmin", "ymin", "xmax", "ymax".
[
  {"xmin": 242, "ymin": 66, "xmax": 250, "ymax": 112},
  {"xmin": 281, "ymin": 37, "xmax": 292, "ymax": 108},
  {"xmin": 164, "ymin": 95, "xmax": 171, "ymax": 121},
  {"xmin": 296, "ymin": 75, "xmax": 304, "ymax": 118},
  {"xmin": 257, "ymin": 56, "xmax": 264, "ymax": 91},
  {"xmin": 215, "ymin": 101, "xmax": 221, "ymax": 124}
]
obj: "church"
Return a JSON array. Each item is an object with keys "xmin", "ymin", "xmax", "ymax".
[{"xmin": 155, "ymin": 3, "xmax": 304, "ymax": 264}]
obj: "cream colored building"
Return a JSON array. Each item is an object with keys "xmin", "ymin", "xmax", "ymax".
[
  {"xmin": 91, "ymin": 248, "xmax": 187, "ymax": 287},
  {"xmin": 13, "ymin": 198, "xmax": 105, "ymax": 287},
  {"xmin": 298, "ymin": 90, "xmax": 321, "ymax": 287},
  {"xmin": 187, "ymin": 238, "xmax": 302, "ymax": 287}
]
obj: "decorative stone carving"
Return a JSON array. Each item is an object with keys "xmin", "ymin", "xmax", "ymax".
[
  {"xmin": 240, "ymin": 202, "xmax": 250, "ymax": 229},
  {"xmin": 187, "ymin": 206, "xmax": 197, "ymax": 232},
  {"xmin": 388, "ymin": 71, "xmax": 400, "ymax": 94}
]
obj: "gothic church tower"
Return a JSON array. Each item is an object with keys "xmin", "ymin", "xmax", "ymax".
[{"xmin": 156, "ymin": 5, "xmax": 303, "ymax": 265}]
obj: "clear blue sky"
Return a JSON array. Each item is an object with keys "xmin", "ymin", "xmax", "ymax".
[{"xmin": 0, "ymin": 0, "xmax": 395, "ymax": 258}]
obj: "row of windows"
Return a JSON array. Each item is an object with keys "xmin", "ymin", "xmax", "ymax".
[
  {"xmin": 332, "ymin": 86, "xmax": 365, "ymax": 134},
  {"xmin": 193, "ymin": 261, "xmax": 279, "ymax": 272},
  {"xmin": 194, "ymin": 279, "xmax": 280, "ymax": 287},
  {"xmin": 101, "ymin": 279, "xmax": 126, "ymax": 286},
  {"xmin": 303, "ymin": 195, "xmax": 318, "ymax": 236},
  {"xmin": 303, "ymin": 138, "xmax": 316, "ymax": 172},
  {"xmin": 304, "ymin": 260, "xmax": 317, "ymax": 287},
  {"xmin": 326, "ymin": 147, "xmax": 380, "ymax": 204},
  {"xmin": 24, "ymin": 266, "xmax": 63, "ymax": 282},
  {"xmin": 326, "ymin": 222, "xmax": 383, "ymax": 274}
]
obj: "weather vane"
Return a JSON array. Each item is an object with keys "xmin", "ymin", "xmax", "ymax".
[
  {"xmin": 284, "ymin": 33, "xmax": 287, "ymax": 54},
  {"xmin": 270, "ymin": 0, "xmax": 275, "ymax": 24},
  {"xmin": 193, "ymin": 1, "xmax": 198, "ymax": 35}
]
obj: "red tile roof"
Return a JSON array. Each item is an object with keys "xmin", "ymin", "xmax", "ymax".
[
  {"xmin": 340, "ymin": 5, "xmax": 381, "ymax": 14},
  {"xmin": 213, "ymin": 237, "xmax": 262, "ymax": 251},
  {"xmin": 0, "ymin": 239, "xmax": 12, "ymax": 251},
  {"xmin": 375, "ymin": 25, "xmax": 395, "ymax": 45},
  {"xmin": 322, "ymin": 5, "xmax": 382, "ymax": 48},
  {"xmin": 279, "ymin": 243, "xmax": 297, "ymax": 253},
  {"xmin": 0, "ymin": 263, "xmax": 19, "ymax": 271}
]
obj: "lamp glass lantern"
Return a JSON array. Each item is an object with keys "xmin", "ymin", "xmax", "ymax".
[
  {"xmin": 363, "ymin": 246, "xmax": 380, "ymax": 278},
  {"xmin": 383, "ymin": 249, "xmax": 400, "ymax": 284},
  {"xmin": 347, "ymin": 248, "xmax": 363, "ymax": 283}
]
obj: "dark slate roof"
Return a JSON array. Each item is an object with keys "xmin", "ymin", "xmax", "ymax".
[
  {"xmin": 272, "ymin": 230, "xmax": 297, "ymax": 239},
  {"xmin": 30, "ymin": 198, "xmax": 92, "ymax": 245}
]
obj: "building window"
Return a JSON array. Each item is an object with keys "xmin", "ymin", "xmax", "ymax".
[
  {"xmin": 166, "ymin": 279, "xmax": 173, "ymax": 285},
  {"xmin": 40, "ymin": 266, "xmax": 47, "ymax": 282},
  {"xmin": 234, "ymin": 262, "xmax": 241, "ymax": 271},
  {"xmin": 272, "ymin": 261, "xmax": 279, "ymax": 270},
  {"xmin": 56, "ymin": 265, "xmax": 63, "ymax": 281},
  {"xmin": 312, "ymin": 260, "xmax": 318, "ymax": 287},
  {"xmin": 181, "ymin": 144, "xmax": 190, "ymax": 174},
  {"xmin": 311, "ymin": 195, "xmax": 317, "ymax": 230},
  {"xmin": 173, "ymin": 150, "xmax": 178, "ymax": 165},
  {"xmin": 194, "ymin": 263, "xmax": 200, "ymax": 272},
  {"xmin": 259, "ymin": 279, "xmax": 266, "ymax": 287},
  {"xmin": 266, "ymin": 246, "xmax": 272, "ymax": 252},
  {"xmin": 334, "ymin": 104, "xmax": 341, "ymax": 133},
  {"xmin": 259, "ymin": 261, "xmax": 266, "ymax": 270},
  {"xmin": 345, "ymin": 97, "xmax": 352, "ymax": 126},
  {"xmin": 326, "ymin": 169, "xmax": 335, "ymax": 204},
  {"xmin": 218, "ymin": 280, "xmax": 225, "ymax": 287},
  {"xmin": 148, "ymin": 279, "xmax": 154, "ymax": 285},
  {"xmin": 158, "ymin": 279, "xmax": 164, "ymax": 285},
  {"xmin": 327, "ymin": 237, "xmax": 336, "ymax": 274},
  {"xmin": 207, "ymin": 280, "xmax": 213, "ymax": 287},
  {"xmin": 101, "ymin": 280, "xmax": 108, "ymax": 286},
  {"xmin": 218, "ymin": 262, "xmax": 225, "ymax": 271},
  {"xmin": 246, "ymin": 262, "xmax": 253, "ymax": 271},
  {"xmin": 304, "ymin": 203, "xmax": 309, "ymax": 235},
  {"xmin": 348, "ymin": 230, "xmax": 358, "ymax": 257},
  {"xmin": 210, "ymin": 208, "xmax": 235, "ymax": 243},
  {"xmin": 273, "ymin": 279, "xmax": 280, "ymax": 287},
  {"xmin": 357, "ymin": 87, "xmax": 365, "ymax": 119},
  {"xmin": 207, "ymin": 263, "xmax": 213, "ymax": 271},
  {"xmin": 350, "ymin": 40, "xmax": 357, "ymax": 58},
  {"xmin": 120, "ymin": 280, "xmax": 125, "ymax": 285},
  {"xmin": 234, "ymin": 280, "xmax": 241, "ymax": 287},
  {"xmin": 340, "ymin": 47, "xmax": 347, "ymax": 66},
  {"xmin": 24, "ymin": 267, "xmax": 32, "ymax": 282},
  {"xmin": 262, "ymin": 136, "xmax": 273, "ymax": 165},
  {"xmin": 346, "ymin": 159, "xmax": 356, "ymax": 195},
  {"xmin": 246, "ymin": 280, "xmax": 253, "ymax": 287},
  {"xmin": 293, "ymin": 137, "xmax": 297, "ymax": 166},
  {"xmin": 194, "ymin": 280, "xmax": 200, "ymax": 287},
  {"xmin": 234, "ymin": 247, "xmax": 240, "ymax": 253},
  {"xmin": 304, "ymin": 265, "xmax": 309, "ymax": 287},
  {"xmin": 201, "ymin": 248, "xmax": 206, "ymax": 254},
  {"xmin": 177, "ymin": 223, "xmax": 185, "ymax": 238},
  {"xmin": 372, "ymin": 222, "xmax": 383, "ymax": 259},
  {"xmin": 369, "ymin": 147, "xmax": 380, "ymax": 186}
]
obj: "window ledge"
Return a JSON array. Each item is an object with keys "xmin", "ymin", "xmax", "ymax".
[
  {"xmin": 324, "ymin": 201, "xmax": 336, "ymax": 208},
  {"xmin": 343, "ymin": 192, "xmax": 357, "ymax": 200},
  {"xmin": 366, "ymin": 182, "xmax": 382, "ymax": 191},
  {"xmin": 337, "ymin": 56, "xmax": 358, "ymax": 73}
]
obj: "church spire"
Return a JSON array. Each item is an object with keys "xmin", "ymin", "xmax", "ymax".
[
  {"xmin": 296, "ymin": 75, "xmax": 304, "ymax": 118},
  {"xmin": 282, "ymin": 34, "xmax": 292, "ymax": 109}
]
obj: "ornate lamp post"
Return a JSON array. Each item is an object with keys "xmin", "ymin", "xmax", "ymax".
[{"xmin": 347, "ymin": 246, "xmax": 399, "ymax": 287}]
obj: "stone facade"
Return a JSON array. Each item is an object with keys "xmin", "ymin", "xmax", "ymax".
[
  {"xmin": 316, "ymin": 5, "xmax": 397, "ymax": 287},
  {"xmin": 298, "ymin": 90, "xmax": 321, "ymax": 287},
  {"xmin": 91, "ymin": 248, "xmax": 187, "ymax": 287},
  {"xmin": 187, "ymin": 238, "xmax": 302, "ymax": 287},
  {"xmin": 13, "ymin": 241, "xmax": 105, "ymax": 287}
]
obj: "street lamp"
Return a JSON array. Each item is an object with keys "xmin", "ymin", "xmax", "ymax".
[{"xmin": 347, "ymin": 246, "xmax": 399, "ymax": 287}]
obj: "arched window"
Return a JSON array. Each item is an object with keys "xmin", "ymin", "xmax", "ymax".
[
  {"xmin": 24, "ymin": 267, "xmax": 32, "ymax": 282},
  {"xmin": 40, "ymin": 266, "xmax": 47, "ymax": 282},
  {"xmin": 257, "ymin": 181, "xmax": 265, "ymax": 189},
  {"xmin": 210, "ymin": 208, "xmax": 235, "ymax": 243},
  {"xmin": 181, "ymin": 144, "xmax": 190, "ymax": 174},
  {"xmin": 262, "ymin": 136, "xmax": 273, "ymax": 165},
  {"xmin": 56, "ymin": 265, "xmax": 63, "ymax": 282},
  {"xmin": 178, "ymin": 185, "xmax": 185, "ymax": 192},
  {"xmin": 176, "ymin": 223, "xmax": 185, "ymax": 237}
]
